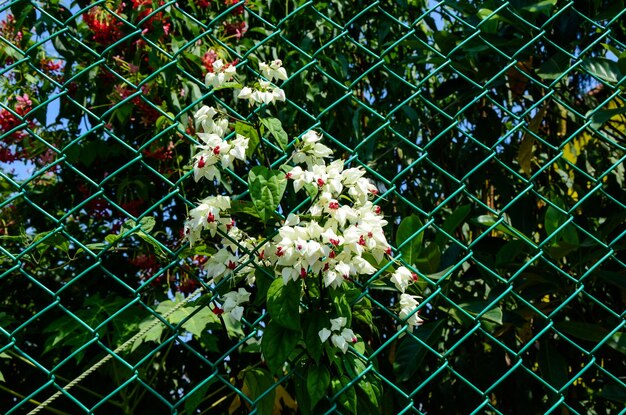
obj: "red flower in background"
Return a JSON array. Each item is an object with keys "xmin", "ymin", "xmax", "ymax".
[{"xmin": 83, "ymin": 6, "xmax": 123, "ymax": 45}]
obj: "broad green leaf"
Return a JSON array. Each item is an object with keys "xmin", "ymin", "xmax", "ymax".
[
  {"xmin": 538, "ymin": 342, "xmax": 568, "ymax": 389},
  {"xmin": 600, "ymin": 383, "xmax": 626, "ymax": 404},
  {"xmin": 434, "ymin": 204, "xmax": 470, "ymax": 247},
  {"xmin": 230, "ymin": 199, "xmax": 261, "ymax": 219},
  {"xmin": 393, "ymin": 320, "xmax": 445, "ymax": 381},
  {"xmin": 302, "ymin": 311, "xmax": 329, "ymax": 363},
  {"xmin": 243, "ymin": 368, "xmax": 276, "ymax": 415},
  {"xmin": 589, "ymin": 106, "xmax": 626, "ymax": 129},
  {"xmin": 131, "ymin": 316, "xmax": 165, "ymax": 352},
  {"xmin": 266, "ymin": 279, "xmax": 301, "ymax": 330},
  {"xmin": 331, "ymin": 289, "xmax": 352, "ymax": 327},
  {"xmin": 248, "ymin": 166, "xmax": 287, "ymax": 223},
  {"xmin": 459, "ymin": 301, "xmax": 503, "ymax": 325},
  {"xmin": 581, "ymin": 58, "xmax": 624, "ymax": 84},
  {"xmin": 555, "ymin": 322, "xmax": 608, "ymax": 343},
  {"xmin": 607, "ymin": 332, "xmax": 626, "ymax": 356},
  {"xmin": 357, "ymin": 378, "xmax": 382, "ymax": 413},
  {"xmin": 414, "ymin": 242, "xmax": 441, "ymax": 274},
  {"xmin": 307, "ymin": 364, "xmax": 330, "ymax": 410},
  {"xmin": 235, "ymin": 121, "xmax": 260, "ymax": 158},
  {"xmin": 262, "ymin": 321, "xmax": 300, "ymax": 374},
  {"xmin": 184, "ymin": 378, "xmax": 215, "ymax": 415},
  {"xmin": 254, "ymin": 267, "xmax": 274, "ymax": 306},
  {"xmin": 260, "ymin": 117, "xmax": 288, "ymax": 150},
  {"xmin": 331, "ymin": 376, "xmax": 357, "ymax": 413},
  {"xmin": 521, "ymin": 0, "xmax": 557, "ymax": 14},
  {"xmin": 396, "ymin": 215, "xmax": 424, "ymax": 266}
]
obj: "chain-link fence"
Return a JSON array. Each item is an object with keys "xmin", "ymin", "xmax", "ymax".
[{"xmin": 1, "ymin": 0, "xmax": 625, "ymax": 414}]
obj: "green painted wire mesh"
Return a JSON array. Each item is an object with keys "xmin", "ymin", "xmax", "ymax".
[{"xmin": 1, "ymin": 0, "xmax": 626, "ymax": 413}]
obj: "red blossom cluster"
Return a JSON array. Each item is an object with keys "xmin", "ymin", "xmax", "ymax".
[
  {"xmin": 83, "ymin": 6, "xmax": 123, "ymax": 45},
  {"xmin": 0, "ymin": 94, "xmax": 36, "ymax": 161},
  {"xmin": 40, "ymin": 58, "xmax": 63, "ymax": 75},
  {"xmin": 77, "ymin": 184, "xmax": 111, "ymax": 219},
  {"xmin": 110, "ymin": 84, "xmax": 161, "ymax": 126},
  {"xmin": 144, "ymin": 141, "xmax": 175, "ymax": 161},
  {"xmin": 223, "ymin": 20, "xmax": 247, "ymax": 39},
  {"xmin": 131, "ymin": 0, "xmax": 172, "ymax": 37},
  {"xmin": 224, "ymin": 0, "xmax": 245, "ymax": 15}
]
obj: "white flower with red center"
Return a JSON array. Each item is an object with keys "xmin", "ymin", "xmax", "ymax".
[
  {"xmin": 205, "ymin": 59, "xmax": 237, "ymax": 89},
  {"xmin": 390, "ymin": 266, "xmax": 418, "ymax": 293},
  {"xmin": 220, "ymin": 288, "xmax": 251, "ymax": 322},
  {"xmin": 204, "ymin": 248, "xmax": 238, "ymax": 283}
]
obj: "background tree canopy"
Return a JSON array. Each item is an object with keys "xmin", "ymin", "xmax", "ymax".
[{"xmin": 1, "ymin": 0, "xmax": 625, "ymax": 413}]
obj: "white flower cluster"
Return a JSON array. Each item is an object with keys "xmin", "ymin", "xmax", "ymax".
[
  {"xmin": 238, "ymin": 59, "xmax": 287, "ymax": 105},
  {"xmin": 184, "ymin": 57, "xmax": 426, "ymax": 353},
  {"xmin": 399, "ymin": 293, "xmax": 424, "ymax": 331},
  {"xmin": 318, "ymin": 317, "xmax": 357, "ymax": 354},
  {"xmin": 215, "ymin": 288, "xmax": 251, "ymax": 323},
  {"xmin": 193, "ymin": 100, "xmax": 249, "ymax": 183},
  {"xmin": 205, "ymin": 59, "xmax": 237, "ymax": 89}
]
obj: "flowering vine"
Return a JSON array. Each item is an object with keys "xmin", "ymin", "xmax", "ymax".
[{"xmin": 182, "ymin": 56, "xmax": 426, "ymax": 388}]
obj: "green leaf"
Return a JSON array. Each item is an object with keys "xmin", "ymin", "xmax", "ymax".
[
  {"xmin": 331, "ymin": 289, "xmax": 352, "ymax": 327},
  {"xmin": 230, "ymin": 200, "xmax": 262, "ymax": 219},
  {"xmin": 581, "ymin": 58, "xmax": 624, "ymax": 84},
  {"xmin": 520, "ymin": 0, "xmax": 557, "ymax": 14},
  {"xmin": 555, "ymin": 321, "xmax": 608, "ymax": 342},
  {"xmin": 266, "ymin": 279, "xmax": 302, "ymax": 331},
  {"xmin": 607, "ymin": 332, "xmax": 626, "ymax": 356},
  {"xmin": 331, "ymin": 376, "xmax": 357, "ymax": 413},
  {"xmin": 254, "ymin": 267, "xmax": 274, "ymax": 306},
  {"xmin": 393, "ymin": 320, "xmax": 445, "ymax": 381},
  {"xmin": 184, "ymin": 378, "xmax": 215, "ymax": 415},
  {"xmin": 356, "ymin": 377, "xmax": 382, "ymax": 413},
  {"xmin": 459, "ymin": 301, "xmax": 503, "ymax": 325},
  {"xmin": 235, "ymin": 121, "xmax": 260, "ymax": 158},
  {"xmin": 262, "ymin": 321, "xmax": 300, "ymax": 374},
  {"xmin": 260, "ymin": 117, "xmax": 288, "ymax": 150},
  {"xmin": 589, "ymin": 106, "xmax": 626, "ymax": 129},
  {"xmin": 248, "ymin": 166, "xmax": 287, "ymax": 223},
  {"xmin": 396, "ymin": 215, "xmax": 424, "ymax": 266},
  {"xmin": 414, "ymin": 242, "xmax": 441, "ymax": 274},
  {"xmin": 538, "ymin": 342, "xmax": 568, "ymax": 389},
  {"xmin": 473, "ymin": 215, "xmax": 532, "ymax": 242},
  {"xmin": 600, "ymin": 383, "xmax": 626, "ymax": 404},
  {"xmin": 518, "ymin": 103, "xmax": 548, "ymax": 175},
  {"xmin": 302, "ymin": 311, "xmax": 329, "ymax": 363},
  {"xmin": 435, "ymin": 205, "xmax": 470, "ymax": 247},
  {"xmin": 307, "ymin": 364, "xmax": 330, "ymax": 410},
  {"xmin": 243, "ymin": 368, "xmax": 276, "ymax": 415}
]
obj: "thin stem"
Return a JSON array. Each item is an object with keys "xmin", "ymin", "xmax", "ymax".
[{"xmin": 0, "ymin": 384, "xmax": 72, "ymax": 415}]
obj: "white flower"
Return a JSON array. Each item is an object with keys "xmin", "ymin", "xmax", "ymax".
[
  {"xmin": 399, "ymin": 293, "xmax": 424, "ymax": 331},
  {"xmin": 238, "ymin": 86, "xmax": 253, "ymax": 100},
  {"xmin": 194, "ymin": 106, "xmax": 229, "ymax": 137},
  {"xmin": 221, "ymin": 288, "xmax": 251, "ymax": 322},
  {"xmin": 318, "ymin": 317, "xmax": 357, "ymax": 353},
  {"xmin": 391, "ymin": 266, "xmax": 417, "ymax": 293},
  {"xmin": 318, "ymin": 328, "xmax": 332, "ymax": 343},
  {"xmin": 259, "ymin": 59, "xmax": 288, "ymax": 82},
  {"xmin": 330, "ymin": 317, "xmax": 347, "ymax": 331},
  {"xmin": 205, "ymin": 59, "xmax": 237, "ymax": 89},
  {"xmin": 293, "ymin": 130, "xmax": 333, "ymax": 167}
]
